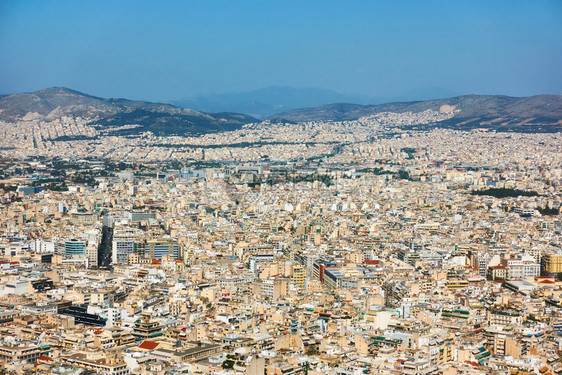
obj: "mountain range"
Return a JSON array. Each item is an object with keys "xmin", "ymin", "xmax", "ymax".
[
  {"xmin": 272, "ymin": 94, "xmax": 562, "ymax": 132},
  {"xmin": 0, "ymin": 87, "xmax": 257, "ymax": 136},
  {"xmin": 0, "ymin": 87, "xmax": 560, "ymax": 134}
]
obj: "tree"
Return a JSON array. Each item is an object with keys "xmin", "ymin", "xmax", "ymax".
[{"xmin": 305, "ymin": 344, "xmax": 318, "ymax": 356}]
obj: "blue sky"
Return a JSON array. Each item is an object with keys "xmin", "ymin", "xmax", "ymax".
[{"xmin": 1, "ymin": 0, "xmax": 561, "ymax": 102}]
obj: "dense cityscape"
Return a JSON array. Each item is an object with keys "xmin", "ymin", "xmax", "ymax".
[
  {"xmin": 0, "ymin": 108, "xmax": 560, "ymax": 374},
  {"xmin": 2, "ymin": 1, "xmax": 562, "ymax": 374}
]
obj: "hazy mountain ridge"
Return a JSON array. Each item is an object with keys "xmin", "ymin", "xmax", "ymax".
[
  {"xmin": 1, "ymin": 88, "xmax": 560, "ymax": 134},
  {"xmin": 173, "ymin": 86, "xmax": 366, "ymax": 118},
  {"xmin": 272, "ymin": 94, "xmax": 562, "ymax": 132},
  {"xmin": 0, "ymin": 87, "xmax": 257, "ymax": 135}
]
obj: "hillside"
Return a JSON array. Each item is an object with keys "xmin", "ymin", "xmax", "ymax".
[
  {"xmin": 0, "ymin": 87, "xmax": 257, "ymax": 135},
  {"xmin": 2, "ymin": 88, "xmax": 560, "ymax": 134},
  {"xmin": 273, "ymin": 94, "xmax": 562, "ymax": 132}
]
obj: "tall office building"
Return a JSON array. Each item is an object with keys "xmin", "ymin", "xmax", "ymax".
[
  {"xmin": 64, "ymin": 239, "xmax": 87, "ymax": 257},
  {"xmin": 112, "ymin": 239, "xmax": 136, "ymax": 264},
  {"xmin": 147, "ymin": 239, "xmax": 180, "ymax": 260},
  {"xmin": 292, "ymin": 264, "xmax": 306, "ymax": 288}
]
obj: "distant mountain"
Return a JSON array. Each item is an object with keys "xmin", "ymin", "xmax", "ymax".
[
  {"xmin": 3, "ymin": 88, "xmax": 560, "ymax": 134},
  {"xmin": 272, "ymin": 94, "xmax": 562, "ymax": 132},
  {"xmin": 0, "ymin": 87, "xmax": 257, "ymax": 136},
  {"xmin": 372, "ymin": 87, "xmax": 460, "ymax": 104},
  {"xmin": 172, "ymin": 86, "xmax": 366, "ymax": 118}
]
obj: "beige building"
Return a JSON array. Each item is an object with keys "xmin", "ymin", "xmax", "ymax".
[
  {"xmin": 253, "ymin": 278, "xmax": 288, "ymax": 301},
  {"xmin": 542, "ymin": 252, "xmax": 562, "ymax": 277}
]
